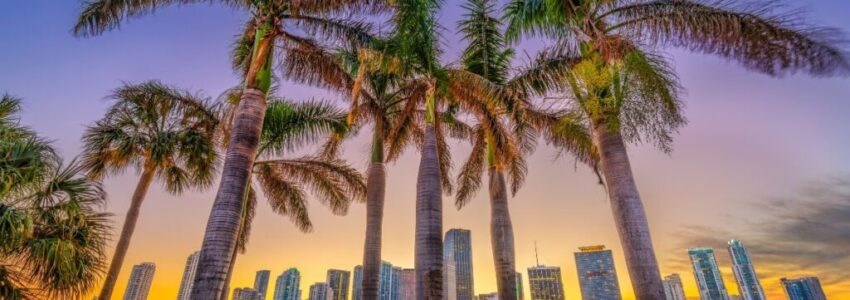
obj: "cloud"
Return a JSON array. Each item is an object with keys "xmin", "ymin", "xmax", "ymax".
[{"xmin": 664, "ymin": 176, "xmax": 850, "ymax": 298}]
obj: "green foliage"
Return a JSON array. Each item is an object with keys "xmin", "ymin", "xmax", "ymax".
[{"xmin": 0, "ymin": 94, "xmax": 110, "ymax": 300}]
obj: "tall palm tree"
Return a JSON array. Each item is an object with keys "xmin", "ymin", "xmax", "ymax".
[
  {"xmin": 74, "ymin": 1, "xmax": 381, "ymax": 297},
  {"xmin": 215, "ymin": 91, "xmax": 367, "ymax": 296},
  {"xmin": 505, "ymin": 1, "xmax": 849, "ymax": 298},
  {"xmin": 80, "ymin": 82, "xmax": 219, "ymax": 300},
  {"xmin": 0, "ymin": 94, "xmax": 111, "ymax": 300},
  {"xmin": 455, "ymin": 2, "xmax": 596, "ymax": 299}
]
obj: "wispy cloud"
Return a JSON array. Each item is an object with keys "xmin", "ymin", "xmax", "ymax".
[{"xmin": 665, "ymin": 176, "xmax": 850, "ymax": 298}]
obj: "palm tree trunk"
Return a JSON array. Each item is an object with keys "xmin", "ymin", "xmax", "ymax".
[
  {"xmin": 590, "ymin": 120, "xmax": 664, "ymax": 300},
  {"xmin": 362, "ymin": 128, "xmax": 386, "ymax": 300},
  {"xmin": 191, "ymin": 88, "xmax": 267, "ymax": 300},
  {"xmin": 415, "ymin": 123, "xmax": 443, "ymax": 300},
  {"xmin": 98, "ymin": 164, "xmax": 156, "ymax": 300},
  {"xmin": 488, "ymin": 168, "xmax": 517, "ymax": 300}
]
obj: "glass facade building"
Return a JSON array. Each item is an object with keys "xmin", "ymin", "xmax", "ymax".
[
  {"xmin": 353, "ymin": 266, "xmax": 363, "ymax": 300},
  {"xmin": 527, "ymin": 266, "xmax": 565, "ymax": 300},
  {"xmin": 574, "ymin": 246, "xmax": 622, "ymax": 300},
  {"xmin": 327, "ymin": 269, "xmax": 351, "ymax": 300},
  {"xmin": 254, "ymin": 270, "xmax": 271, "ymax": 300},
  {"xmin": 727, "ymin": 240, "xmax": 766, "ymax": 300},
  {"xmin": 177, "ymin": 252, "xmax": 199, "ymax": 300},
  {"xmin": 444, "ymin": 229, "xmax": 474, "ymax": 300},
  {"xmin": 516, "ymin": 272, "xmax": 524, "ymax": 300},
  {"xmin": 354, "ymin": 262, "xmax": 402, "ymax": 300},
  {"xmin": 123, "ymin": 262, "xmax": 156, "ymax": 300},
  {"xmin": 234, "ymin": 288, "xmax": 262, "ymax": 300},
  {"xmin": 399, "ymin": 268, "xmax": 416, "ymax": 300},
  {"xmin": 309, "ymin": 283, "xmax": 333, "ymax": 300},
  {"xmin": 662, "ymin": 274, "xmax": 686, "ymax": 300},
  {"xmin": 688, "ymin": 248, "xmax": 729, "ymax": 300},
  {"xmin": 274, "ymin": 268, "xmax": 301, "ymax": 300},
  {"xmin": 781, "ymin": 277, "xmax": 827, "ymax": 300}
]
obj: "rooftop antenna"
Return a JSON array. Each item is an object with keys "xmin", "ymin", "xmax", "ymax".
[{"xmin": 534, "ymin": 241, "xmax": 540, "ymax": 266}]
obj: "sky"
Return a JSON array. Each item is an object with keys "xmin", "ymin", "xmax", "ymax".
[{"xmin": 1, "ymin": 1, "xmax": 850, "ymax": 300}]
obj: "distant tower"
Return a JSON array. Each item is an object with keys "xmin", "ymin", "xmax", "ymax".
[
  {"xmin": 273, "ymin": 268, "xmax": 301, "ymax": 300},
  {"xmin": 688, "ymin": 248, "xmax": 729, "ymax": 300},
  {"xmin": 353, "ymin": 266, "xmax": 363, "ymax": 300},
  {"xmin": 309, "ymin": 283, "xmax": 333, "ymax": 300},
  {"xmin": 527, "ymin": 266, "xmax": 565, "ymax": 300},
  {"xmin": 327, "ymin": 269, "xmax": 351, "ymax": 300},
  {"xmin": 781, "ymin": 277, "xmax": 827, "ymax": 300},
  {"xmin": 123, "ymin": 262, "xmax": 156, "ymax": 300},
  {"xmin": 574, "ymin": 245, "xmax": 622, "ymax": 300},
  {"xmin": 255, "ymin": 270, "xmax": 271, "ymax": 300},
  {"xmin": 177, "ymin": 252, "xmax": 199, "ymax": 300},
  {"xmin": 515, "ymin": 272, "xmax": 524, "ymax": 300},
  {"xmin": 399, "ymin": 268, "xmax": 416, "ymax": 300},
  {"xmin": 444, "ymin": 229, "xmax": 474, "ymax": 300},
  {"xmin": 662, "ymin": 274, "xmax": 686, "ymax": 300},
  {"xmin": 233, "ymin": 288, "xmax": 262, "ymax": 300},
  {"xmin": 727, "ymin": 240, "xmax": 766, "ymax": 300}
]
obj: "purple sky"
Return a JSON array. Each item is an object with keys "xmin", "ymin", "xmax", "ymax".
[{"xmin": 2, "ymin": 1, "xmax": 850, "ymax": 299}]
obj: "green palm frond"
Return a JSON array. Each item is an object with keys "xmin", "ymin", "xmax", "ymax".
[
  {"xmin": 606, "ymin": 0, "xmax": 850, "ymax": 76},
  {"xmin": 81, "ymin": 81, "xmax": 219, "ymax": 191},
  {"xmin": 504, "ymin": 0, "xmax": 572, "ymax": 42},
  {"xmin": 258, "ymin": 100, "xmax": 348, "ymax": 157},
  {"xmin": 459, "ymin": 0, "xmax": 511, "ymax": 85},
  {"xmin": 74, "ymin": 0, "xmax": 250, "ymax": 37}
]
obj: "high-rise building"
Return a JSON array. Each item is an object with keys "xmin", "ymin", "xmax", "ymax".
[
  {"xmin": 234, "ymin": 288, "xmax": 262, "ymax": 300},
  {"xmin": 444, "ymin": 229, "xmax": 474, "ymax": 300},
  {"xmin": 727, "ymin": 240, "xmax": 766, "ymax": 300},
  {"xmin": 399, "ymin": 268, "xmax": 416, "ymax": 300},
  {"xmin": 781, "ymin": 277, "xmax": 827, "ymax": 300},
  {"xmin": 574, "ymin": 245, "xmax": 622, "ymax": 300},
  {"xmin": 353, "ymin": 266, "xmax": 363, "ymax": 300},
  {"xmin": 478, "ymin": 293, "xmax": 498, "ymax": 300},
  {"xmin": 274, "ymin": 268, "xmax": 301, "ymax": 300},
  {"xmin": 177, "ymin": 251, "xmax": 199, "ymax": 300},
  {"xmin": 527, "ymin": 266, "xmax": 565, "ymax": 300},
  {"xmin": 255, "ymin": 270, "xmax": 271, "ymax": 300},
  {"xmin": 355, "ymin": 262, "xmax": 402, "ymax": 300},
  {"xmin": 688, "ymin": 248, "xmax": 729, "ymax": 300},
  {"xmin": 310, "ymin": 283, "xmax": 333, "ymax": 300},
  {"xmin": 123, "ymin": 262, "xmax": 156, "ymax": 300},
  {"xmin": 516, "ymin": 272, "xmax": 524, "ymax": 300},
  {"xmin": 327, "ymin": 269, "xmax": 351, "ymax": 300},
  {"xmin": 662, "ymin": 274, "xmax": 686, "ymax": 300}
]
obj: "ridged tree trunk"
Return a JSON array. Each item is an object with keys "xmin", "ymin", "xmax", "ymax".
[
  {"xmin": 362, "ymin": 127, "xmax": 386, "ymax": 300},
  {"xmin": 191, "ymin": 89, "xmax": 267, "ymax": 299},
  {"xmin": 415, "ymin": 123, "xmax": 443, "ymax": 300},
  {"xmin": 98, "ymin": 164, "xmax": 155, "ymax": 300},
  {"xmin": 590, "ymin": 120, "xmax": 664, "ymax": 300},
  {"xmin": 488, "ymin": 168, "xmax": 517, "ymax": 300}
]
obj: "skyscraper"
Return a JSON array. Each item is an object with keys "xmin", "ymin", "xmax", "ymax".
[
  {"xmin": 399, "ymin": 268, "xmax": 416, "ymax": 300},
  {"xmin": 274, "ymin": 268, "xmax": 301, "ymax": 300},
  {"xmin": 516, "ymin": 272, "xmax": 524, "ymax": 300},
  {"xmin": 234, "ymin": 288, "xmax": 262, "ymax": 300},
  {"xmin": 527, "ymin": 266, "xmax": 565, "ymax": 300},
  {"xmin": 781, "ymin": 277, "xmax": 827, "ymax": 300},
  {"xmin": 662, "ymin": 274, "xmax": 686, "ymax": 300},
  {"xmin": 444, "ymin": 229, "xmax": 474, "ymax": 300},
  {"xmin": 255, "ymin": 270, "xmax": 271, "ymax": 300},
  {"xmin": 574, "ymin": 245, "xmax": 622, "ymax": 300},
  {"xmin": 727, "ymin": 240, "xmax": 766, "ymax": 300},
  {"xmin": 123, "ymin": 262, "xmax": 156, "ymax": 300},
  {"xmin": 310, "ymin": 283, "xmax": 333, "ymax": 300},
  {"xmin": 688, "ymin": 248, "xmax": 729, "ymax": 300},
  {"xmin": 177, "ymin": 251, "xmax": 199, "ymax": 300},
  {"xmin": 327, "ymin": 269, "xmax": 351, "ymax": 300},
  {"xmin": 353, "ymin": 266, "xmax": 363, "ymax": 300}
]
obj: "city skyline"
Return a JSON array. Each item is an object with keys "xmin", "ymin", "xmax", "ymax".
[{"xmin": 2, "ymin": 1, "xmax": 849, "ymax": 300}]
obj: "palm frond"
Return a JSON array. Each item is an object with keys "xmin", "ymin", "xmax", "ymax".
[
  {"xmin": 454, "ymin": 128, "xmax": 486, "ymax": 208},
  {"xmin": 258, "ymin": 100, "xmax": 348, "ymax": 157},
  {"xmin": 74, "ymin": 0, "xmax": 249, "ymax": 37},
  {"xmin": 608, "ymin": 0, "xmax": 850, "ymax": 76},
  {"xmin": 254, "ymin": 164, "xmax": 312, "ymax": 232}
]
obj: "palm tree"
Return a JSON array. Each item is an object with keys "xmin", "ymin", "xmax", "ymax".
[
  {"xmin": 80, "ymin": 82, "xmax": 219, "ymax": 300},
  {"xmin": 74, "ymin": 1, "xmax": 381, "ymax": 297},
  {"xmin": 216, "ymin": 91, "xmax": 367, "ymax": 297},
  {"xmin": 0, "ymin": 94, "xmax": 111, "ymax": 300},
  {"xmin": 455, "ymin": 2, "xmax": 596, "ymax": 299},
  {"xmin": 505, "ymin": 1, "xmax": 849, "ymax": 298}
]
